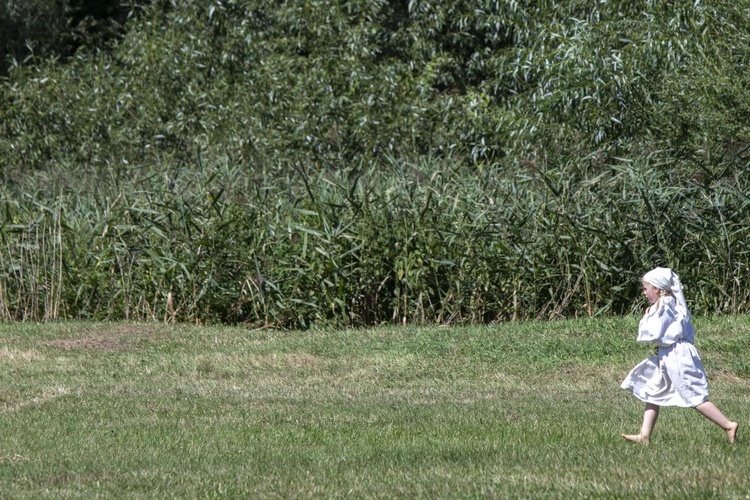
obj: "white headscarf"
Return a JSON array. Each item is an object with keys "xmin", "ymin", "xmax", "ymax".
[{"xmin": 642, "ymin": 267, "xmax": 690, "ymax": 317}]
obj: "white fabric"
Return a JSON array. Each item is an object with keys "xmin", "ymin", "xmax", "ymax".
[
  {"xmin": 635, "ymin": 295, "xmax": 694, "ymax": 346},
  {"xmin": 621, "ymin": 295, "xmax": 708, "ymax": 407},
  {"xmin": 642, "ymin": 267, "xmax": 690, "ymax": 318}
]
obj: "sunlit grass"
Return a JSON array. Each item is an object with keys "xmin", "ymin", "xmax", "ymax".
[{"xmin": 0, "ymin": 317, "xmax": 748, "ymax": 497}]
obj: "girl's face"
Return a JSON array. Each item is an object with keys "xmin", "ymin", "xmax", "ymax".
[{"xmin": 642, "ymin": 282, "xmax": 661, "ymax": 304}]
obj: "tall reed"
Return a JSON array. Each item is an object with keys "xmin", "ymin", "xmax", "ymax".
[
  {"xmin": 1, "ymin": 152, "xmax": 748, "ymax": 327},
  {"xmin": 0, "ymin": 200, "xmax": 63, "ymax": 321}
]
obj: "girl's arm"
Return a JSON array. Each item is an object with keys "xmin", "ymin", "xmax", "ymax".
[{"xmin": 636, "ymin": 301, "xmax": 675, "ymax": 345}]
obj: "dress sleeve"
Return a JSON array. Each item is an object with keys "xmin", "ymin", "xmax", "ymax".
[
  {"xmin": 637, "ymin": 304, "xmax": 668, "ymax": 345},
  {"xmin": 636, "ymin": 297, "xmax": 690, "ymax": 346}
]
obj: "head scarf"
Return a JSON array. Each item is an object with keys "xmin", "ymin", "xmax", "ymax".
[{"xmin": 642, "ymin": 267, "xmax": 690, "ymax": 317}]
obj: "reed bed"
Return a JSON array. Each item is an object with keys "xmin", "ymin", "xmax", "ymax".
[{"xmin": 1, "ymin": 154, "xmax": 749, "ymax": 327}]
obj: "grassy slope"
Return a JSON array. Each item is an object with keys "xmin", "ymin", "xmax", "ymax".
[{"xmin": 0, "ymin": 317, "xmax": 748, "ymax": 498}]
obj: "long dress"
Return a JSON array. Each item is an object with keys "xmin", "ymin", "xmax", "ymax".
[{"xmin": 620, "ymin": 296, "xmax": 709, "ymax": 407}]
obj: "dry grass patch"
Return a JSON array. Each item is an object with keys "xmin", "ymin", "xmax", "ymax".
[
  {"xmin": 0, "ymin": 386, "xmax": 70, "ymax": 414},
  {"xmin": 43, "ymin": 337, "xmax": 122, "ymax": 351},
  {"xmin": 0, "ymin": 347, "xmax": 44, "ymax": 362},
  {"xmin": 37, "ymin": 324, "xmax": 160, "ymax": 352}
]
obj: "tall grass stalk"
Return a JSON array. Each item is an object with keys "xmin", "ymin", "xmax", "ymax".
[{"xmin": 0, "ymin": 206, "xmax": 63, "ymax": 321}]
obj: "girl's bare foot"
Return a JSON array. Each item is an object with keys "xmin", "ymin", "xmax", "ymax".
[
  {"xmin": 726, "ymin": 421, "xmax": 739, "ymax": 445},
  {"xmin": 621, "ymin": 433, "xmax": 649, "ymax": 444}
]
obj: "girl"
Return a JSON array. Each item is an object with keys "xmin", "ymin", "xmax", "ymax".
[{"xmin": 620, "ymin": 267, "xmax": 739, "ymax": 444}]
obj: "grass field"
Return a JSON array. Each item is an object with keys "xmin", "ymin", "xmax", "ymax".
[{"xmin": 0, "ymin": 317, "xmax": 748, "ymax": 498}]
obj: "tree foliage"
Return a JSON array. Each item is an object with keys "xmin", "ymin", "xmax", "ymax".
[
  {"xmin": 0, "ymin": 0, "xmax": 145, "ymax": 74},
  {"xmin": 4, "ymin": 0, "xmax": 750, "ymax": 171}
]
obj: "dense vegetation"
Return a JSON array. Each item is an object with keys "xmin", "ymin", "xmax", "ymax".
[
  {"xmin": 1, "ymin": 0, "xmax": 749, "ymax": 326},
  {"xmin": 0, "ymin": 0, "xmax": 142, "ymax": 75}
]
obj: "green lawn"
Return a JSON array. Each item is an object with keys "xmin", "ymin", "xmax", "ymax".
[{"xmin": 0, "ymin": 317, "xmax": 748, "ymax": 498}]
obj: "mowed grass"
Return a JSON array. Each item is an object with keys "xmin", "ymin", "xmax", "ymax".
[{"xmin": 0, "ymin": 317, "xmax": 749, "ymax": 498}]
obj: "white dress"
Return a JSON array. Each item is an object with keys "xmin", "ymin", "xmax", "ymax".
[{"xmin": 620, "ymin": 296, "xmax": 709, "ymax": 407}]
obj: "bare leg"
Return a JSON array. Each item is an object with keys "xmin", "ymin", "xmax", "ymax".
[
  {"xmin": 622, "ymin": 403, "xmax": 659, "ymax": 444},
  {"xmin": 694, "ymin": 401, "xmax": 739, "ymax": 444}
]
